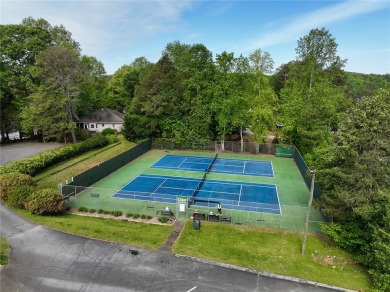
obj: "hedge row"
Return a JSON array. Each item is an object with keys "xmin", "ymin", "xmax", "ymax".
[{"xmin": 0, "ymin": 136, "xmax": 113, "ymax": 176}]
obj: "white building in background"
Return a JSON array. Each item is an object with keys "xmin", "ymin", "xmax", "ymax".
[{"xmin": 77, "ymin": 109, "xmax": 124, "ymax": 133}]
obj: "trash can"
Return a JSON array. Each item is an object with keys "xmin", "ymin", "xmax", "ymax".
[{"xmin": 192, "ymin": 219, "xmax": 200, "ymax": 230}]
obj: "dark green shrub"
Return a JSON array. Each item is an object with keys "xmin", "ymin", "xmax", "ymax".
[
  {"xmin": 140, "ymin": 214, "xmax": 147, "ymax": 219},
  {"xmin": 146, "ymin": 215, "xmax": 152, "ymax": 220},
  {"xmin": 0, "ymin": 172, "xmax": 36, "ymax": 201},
  {"xmin": 110, "ymin": 210, "xmax": 123, "ymax": 217},
  {"xmin": 97, "ymin": 209, "xmax": 104, "ymax": 214},
  {"xmin": 78, "ymin": 206, "xmax": 89, "ymax": 212},
  {"xmin": 76, "ymin": 128, "xmax": 91, "ymax": 141},
  {"xmin": 89, "ymin": 209, "xmax": 96, "ymax": 213},
  {"xmin": 25, "ymin": 188, "xmax": 64, "ymax": 215},
  {"xmin": 133, "ymin": 214, "xmax": 140, "ymax": 219},
  {"xmin": 102, "ymin": 128, "xmax": 116, "ymax": 136},
  {"xmin": 158, "ymin": 216, "xmax": 170, "ymax": 223},
  {"xmin": 126, "ymin": 213, "xmax": 133, "ymax": 218},
  {"xmin": 105, "ymin": 134, "xmax": 119, "ymax": 144},
  {"xmin": 103, "ymin": 210, "xmax": 111, "ymax": 215},
  {"xmin": 7, "ymin": 185, "xmax": 35, "ymax": 209}
]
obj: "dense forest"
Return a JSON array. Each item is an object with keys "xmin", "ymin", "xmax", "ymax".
[{"xmin": 1, "ymin": 18, "xmax": 389, "ymax": 290}]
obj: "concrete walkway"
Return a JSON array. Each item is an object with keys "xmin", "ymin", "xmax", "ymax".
[{"xmin": 0, "ymin": 203, "xmax": 354, "ymax": 292}]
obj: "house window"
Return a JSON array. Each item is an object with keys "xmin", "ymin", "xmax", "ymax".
[
  {"xmin": 102, "ymin": 124, "xmax": 105, "ymax": 127},
  {"xmin": 91, "ymin": 124, "xmax": 94, "ymax": 128},
  {"xmin": 112, "ymin": 124, "xmax": 115, "ymax": 127}
]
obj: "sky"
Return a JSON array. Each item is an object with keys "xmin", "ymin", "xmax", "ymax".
[{"xmin": 1, "ymin": 0, "xmax": 390, "ymax": 75}]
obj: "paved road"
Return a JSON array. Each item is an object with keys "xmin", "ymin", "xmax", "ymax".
[
  {"xmin": 0, "ymin": 142, "xmax": 63, "ymax": 166},
  {"xmin": 0, "ymin": 203, "xmax": 350, "ymax": 292}
]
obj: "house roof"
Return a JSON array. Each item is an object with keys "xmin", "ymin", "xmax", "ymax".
[{"xmin": 78, "ymin": 109, "xmax": 124, "ymax": 123}]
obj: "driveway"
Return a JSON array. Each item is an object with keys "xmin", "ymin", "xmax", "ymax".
[
  {"xmin": 0, "ymin": 142, "xmax": 63, "ymax": 166},
  {"xmin": 0, "ymin": 203, "xmax": 350, "ymax": 292}
]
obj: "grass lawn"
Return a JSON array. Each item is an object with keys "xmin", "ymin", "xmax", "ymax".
[
  {"xmin": 173, "ymin": 221, "xmax": 371, "ymax": 291},
  {"xmin": 35, "ymin": 135, "xmax": 136, "ymax": 189},
  {"xmin": 15, "ymin": 209, "xmax": 173, "ymax": 250},
  {"xmin": 0, "ymin": 237, "xmax": 9, "ymax": 266}
]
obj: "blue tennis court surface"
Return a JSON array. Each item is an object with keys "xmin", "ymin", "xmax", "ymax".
[
  {"xmin": 113, "ymin": 174, "xmax": 280, "ymax": 214},
  {"xmin": 151, "ymin": 155, "xmax": 274, "ymax": 177}
]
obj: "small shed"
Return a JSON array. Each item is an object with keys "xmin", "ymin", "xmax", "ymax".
[{"xmin": 77, "ymin": 109, "xmax": 124, "ymax": 133}]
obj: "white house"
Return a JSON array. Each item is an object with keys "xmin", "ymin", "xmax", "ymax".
[{"xmin": 77, "ymin": 109, "xmax": 124, "ymax": 133}]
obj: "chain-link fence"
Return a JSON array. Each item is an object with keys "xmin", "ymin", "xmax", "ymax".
[
  {"xmin": 152, "ymin": 138, "xmax": 295, "ymax": 156},
  {"xmin": 63, "ymin": 185, "xmax": 322, "ymax": 232}
]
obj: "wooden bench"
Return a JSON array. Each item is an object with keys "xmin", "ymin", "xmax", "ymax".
[
  {"xmin": 160, "ymin": 209, "xmax": 174, "ymax": 218},
  {"xmin": 193, "ymin": 213, "xmax": 206, "ymax": 220},
  {"xmin": 63, "ymin": 192, "xmax": 75, "ymax": 201},
  {"xmin": 208, "ymin": 214, "xmax": 220, "ymax": 222},
  {"xmin": 221, "ymin": 216, "xmax": 232, "ymax": 223}
]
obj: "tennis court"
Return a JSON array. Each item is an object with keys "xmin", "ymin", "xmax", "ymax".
[
  {"xmin": 151, "ymin": 154, "xmax": 274, "ymax": 177},
  {"xmin": 113, "ymin": 174, "xmax": 280, "ymax": 214}
]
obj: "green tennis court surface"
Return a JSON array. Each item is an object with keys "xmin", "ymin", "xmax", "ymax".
[{"xmin": 65, "ymin": 149, "xmax": 324, "ymax": 232}]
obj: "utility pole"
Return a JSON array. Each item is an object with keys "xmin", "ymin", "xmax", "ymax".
[{"xmin": 302, "ymin": 169, "xmax": 316, "ymax": 255}]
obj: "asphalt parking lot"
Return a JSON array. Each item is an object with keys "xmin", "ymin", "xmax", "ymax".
[{"xmin": 0, "ymin": 142, "xmax": 63, "ymax": 166}]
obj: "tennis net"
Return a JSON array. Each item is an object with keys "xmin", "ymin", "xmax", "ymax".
[
  {"xmin": 188, "ymin": 172, "xmax": 207, "ymax": 207},
  {"xmin": 206, "ymin": 153, "xmax": 218, "ymax": 173}
]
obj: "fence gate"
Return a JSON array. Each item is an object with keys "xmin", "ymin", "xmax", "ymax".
[{"xmin": 176, "ymin": 196, "xmax": 188, "ymax": 220}]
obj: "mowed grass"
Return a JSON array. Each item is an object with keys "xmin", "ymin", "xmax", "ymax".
[
  {"xmin": 0, "ymin": 237, "xmax": 9, "ymax": 265},
  {"xmin": 35, "ymin": 135, "xmax": 136, "ymax": 189},
  {"xmin": 15, "ymin": 209, "xmax": 172, "ymax": 250},
  {"xmin": 173, "ymin": 221, "xmax": 370, "ymax": 291}
]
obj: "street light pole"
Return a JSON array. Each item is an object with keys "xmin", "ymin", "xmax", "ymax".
[{"xmin": 302, "ymin": 169, "xmax": 316, "ymax": 255}]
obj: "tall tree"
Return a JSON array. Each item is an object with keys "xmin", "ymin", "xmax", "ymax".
[
  {"xmin": 249, "ymin": 48, "xmax": 274, "ymax": 97},
  {"xmin": 21, "ymin": 46, "xmax": 86, "ymax": 143},
  {"xmin": 123, "ymin": 54, "xmax": 181, "ymax": 141},
  {"xmin": 78, "ymin": 56, "xmax": 108, "ymax": 117},
  {"xmin": 248, "ymin": 49, "xmax": 277, "ymax": 143},
  {"xmin": 0, "ymin": 17, "xmax": 79, "ymax": 140},
  {"xmin": 314, "ymin": 89, "xmax": 390, "ymax": 290},
  {"xmin": 214, "ymin": 51, "xmax": 236, "ymax": 150},
  {"xmin": 103, "ymin": 65, "xmax": 137, "ymax": 111},
  {"xmin": 0, "ymin": 23, "xmax": 51, "ymax": 139},
  {"xmin": 279, "ymin": 28, "xmax": 349, "ymax": 155}
]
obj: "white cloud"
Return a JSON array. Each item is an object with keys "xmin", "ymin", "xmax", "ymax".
[
  {"xmin": 1, "ymin": 0, "xmax": 194, "ymax": 57},
  {"xmin": 244, "ymin": 0, "xmax": 390, "ymax": 51}
]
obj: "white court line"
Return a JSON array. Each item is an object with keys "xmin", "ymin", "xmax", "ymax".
[
  {"xmin": 242, "ymin": 161, "xmax": 246, "ymax": 174},
  {"xmin": 152, "ymin": 178, "xmax": 168, "ymax": 197},
  {"xmin": 187, "ymin": 286, "xmax": 197, "ymax": 292},
  {"xmin": 275, "ymin": 186, "xmax": 282, "ymax": 215},
  {"xmin": 178, "ymin": 156, "xmax": 189, "ymax": 168},
  {"xmin": 238, "ymin": 184, "xmax": 243, "ymax": 206}
]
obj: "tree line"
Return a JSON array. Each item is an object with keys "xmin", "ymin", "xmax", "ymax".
[{"xmin": 1, "ymin": 18, "xmax": 389, "ymax": 289}]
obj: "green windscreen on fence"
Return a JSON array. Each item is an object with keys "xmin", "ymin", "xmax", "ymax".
[
  {"xmin": 292, "ymin": 146, "xmax": 321, "ymax": 200},
  {"xmin": 275, "ymin": 146, "xmax": 293, "ymax": 158}
]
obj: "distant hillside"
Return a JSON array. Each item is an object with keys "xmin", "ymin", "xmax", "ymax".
[{"xmin": 345, "ymin": 72, "xmax": 390, "ymax": 99}]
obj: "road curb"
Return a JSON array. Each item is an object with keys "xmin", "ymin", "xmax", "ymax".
[{"xmin": 174, "ymin": 253, "xmax": 357, "ymax": 292}]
